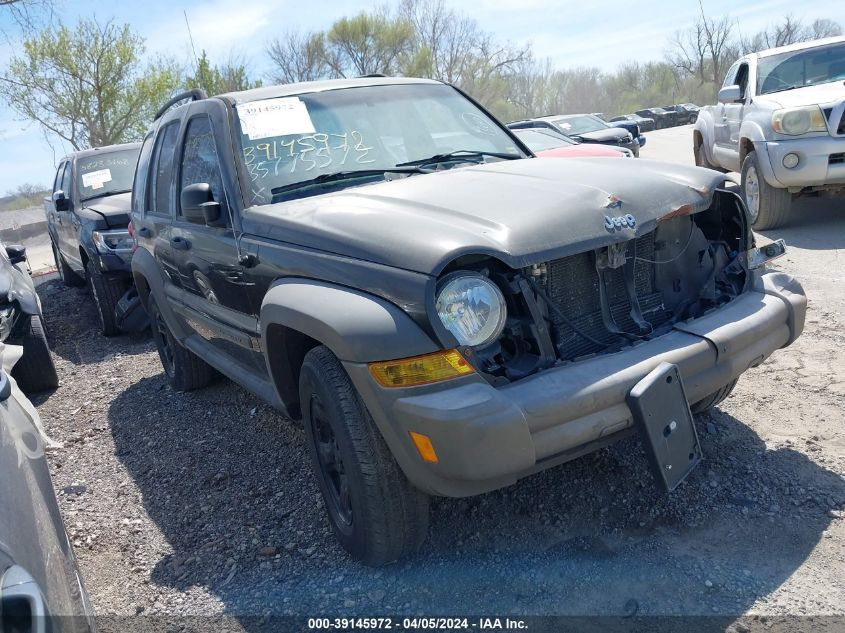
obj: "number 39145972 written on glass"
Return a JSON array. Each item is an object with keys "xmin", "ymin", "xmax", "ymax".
[{"xmin": 243, "ymin": 131, "xmax": 375, "ymax": 182}]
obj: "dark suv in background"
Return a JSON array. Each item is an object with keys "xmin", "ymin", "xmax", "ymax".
[{"xmin": 44, "ymin": 143, "xmax": 140, "ymax": 335}]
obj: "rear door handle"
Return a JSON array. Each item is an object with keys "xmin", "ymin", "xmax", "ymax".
[
  {"xmin": 170, "ymin": 236, "xmax": 190, "ymax": 251},
  {"xmin": 137, "ymin": 227, "xmax": 152, "ymax": 238}
]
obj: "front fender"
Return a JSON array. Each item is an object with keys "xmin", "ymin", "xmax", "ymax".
[
  {"xmin": 694, "ymin": 111, "xmax": 718, "ymax": 164},
  {"xmin": 260, "ymin": 278, "xmax": 439, "ymax": 363},
  {"xmin": 739, "ymin": 119, "xmax": 782, "ymax": 186}
]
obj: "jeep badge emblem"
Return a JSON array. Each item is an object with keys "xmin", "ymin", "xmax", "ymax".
[{"xmin": 604, "ymin": 214, "xmax": 636, "ymax": 231}]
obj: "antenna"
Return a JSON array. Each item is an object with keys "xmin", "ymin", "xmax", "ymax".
[{"xmin": 184, "ymin": 10, "xmax": 199, "ymax": 73}]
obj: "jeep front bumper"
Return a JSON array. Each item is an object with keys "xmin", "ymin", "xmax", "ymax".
[
  {"xmin": 344, "ymin": 270, "xmax": 806, "ymax": 498},
  {"xmin": 762, "ymin": 136, "xmax": 845, "ymax": 188}
]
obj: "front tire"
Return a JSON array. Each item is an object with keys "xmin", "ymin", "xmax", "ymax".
[
  {"xmin": 741, "ymin": 151, "xmax": 792, "ymax": 230},
  {"xmin": 691, "ymin": 379, "xmax": 738, "ymax": 415},
  {"xmin": 299, "ymin": 346, "xmax": 429, "ymax": 566},
  {"xmin": 148, "ymin": 296, "xmax": 215, "ymax": 391},
  {"xmin": 52, "ymin": 241, "xmax": 84, "ymax": 287},
  {"xmin": 85, "ymin": 259, "xmax": 128, "ymax": 336},
  {"xmin": 11, "ymin": 315, "xmax": 59, "ymax": 393}
]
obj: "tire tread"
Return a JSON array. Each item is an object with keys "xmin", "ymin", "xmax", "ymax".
[
  {"xmin": 11, "ymin": 315, "xmax": 59, "ymax": 393},
  {"xmin": 741, "ymin": 152, "xmax": 792, "ymax": 230},
  {"xmin": 302, "ymin": 346, "xmax": 429, "ymax": 565},
  {"xmin": 691, "ymin": 379, "xmax": 738, "ymax": 415},
  {"xmin": 86, "ymin": 260, "xmax": 128, "ymax": 336}
]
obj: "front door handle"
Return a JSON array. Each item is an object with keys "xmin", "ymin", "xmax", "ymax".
[
  {"xmin": 170, "ymin": 236, "xmax": 190, "ymax": 251},
  {"xmin": 137, "ymin": 227, "xmax": 152, "ymax": 238}
]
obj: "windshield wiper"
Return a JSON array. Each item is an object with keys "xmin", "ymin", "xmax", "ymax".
[
  {"xmin": 80, "ymin": 188, "xmax": 131, "ymax": 202},
  {"xmin": 396, "ymin": 149, "xmax": 522, "ymax": 167},
  {"xmin": 270, "ymin": 167, "xmax": 428, "ymax": 196}
]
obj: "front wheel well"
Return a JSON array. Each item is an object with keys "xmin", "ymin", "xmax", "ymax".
[
  {"xmin": 739, "ymin": 138, "xmax": 754, "ymax": 165},
  {"xmin": 265, "ymin": 324, "xmax": 321, "ymax": 420}
]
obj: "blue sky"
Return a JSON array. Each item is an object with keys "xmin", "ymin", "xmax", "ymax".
[{"xmin": 0, "ymin": 0, "xmax": 841, "ymax": 193}]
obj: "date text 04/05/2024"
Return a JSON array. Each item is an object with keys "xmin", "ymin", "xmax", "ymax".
[{"xmin": 307, "ymin": 617, "xmax": 528, "ymax": 630}]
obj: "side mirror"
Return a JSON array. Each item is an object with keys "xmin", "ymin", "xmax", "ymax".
[
  {"xmin": 5, "ymin": 244, "xmax": 27, "ymax": 265},
  {"xmin": 638, "ymin": 135, "xmax": 647, "ymax": 148},
  {"xmin": 181, "ymin": 183, "xmax": 223, "ymax": 226},
  {"xmin": 718, "ymin": 85, "xmax": 742, "ymax": 103},
  {"xmin": 52, "ymin": 190, "xmax": 69, "ymax": 212}
]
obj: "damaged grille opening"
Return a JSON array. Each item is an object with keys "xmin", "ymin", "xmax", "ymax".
[{"xmin": 465, "ymin": 189, "xmax": 749, "ymax": 383}]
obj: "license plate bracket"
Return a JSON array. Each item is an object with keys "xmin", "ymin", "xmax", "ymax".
[{"xmin": 627, "ymin": 362, "xmax": 702, "ymax": 492}]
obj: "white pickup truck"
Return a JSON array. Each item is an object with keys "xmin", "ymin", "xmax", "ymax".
[{"xmin": 694, "ymin": 36, "xmax": 845, "ymax": 229}]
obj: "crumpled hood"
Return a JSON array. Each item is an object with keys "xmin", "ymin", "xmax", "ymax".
[
  {"xmin": 82, "ymin": 191, "xmax": 131, "ymax": 228},
  {"xmin": 756, "ymin": 81, "xmax": 845, "ymax": 109},
  {"xmin": 243, "ymin": 157, "xmax": 727, "ymax": 275}
]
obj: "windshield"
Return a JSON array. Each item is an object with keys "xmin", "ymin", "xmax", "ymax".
[
  {"xmin": 235, "ymin": 83, "xmax": 525, "ymax": 205},
  {"xmin": 552, "ymin": 115, "xmax": 606, "ymax": 135},
  {"xmin": 512, "ymin": 129, "xmax": 575, "ymax": 151},
  {"xmin": 76, "ymin": 148, "xmax": 139, "ymax": 201},
  {"xmin": 757, "ymin": 41, "xmax": 845, "ymax": 94}
]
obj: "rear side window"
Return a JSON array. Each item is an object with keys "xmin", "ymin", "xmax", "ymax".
[
  {"xmin": 132, "ymin": 133, "xmax": 155, "ymax": 215},
  {"xmin": 179, "ymin": 116, "xmax": 225, "ymax": 217},
  {"xmin": 148, "ymin": 123, "xmax": 179, "ymax": 215}
]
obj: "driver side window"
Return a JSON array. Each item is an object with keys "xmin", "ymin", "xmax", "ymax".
[
  {"xmin": 179, "ymin": 116, "xmax": 226, "ymax": 222},
  {"xmin": 722, "ymin": 62, "xmax": 739, "ymax": 88}
]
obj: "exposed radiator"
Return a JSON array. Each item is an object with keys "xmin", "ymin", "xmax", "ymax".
[{"xmin": 543, "ymin": 233, "xmax": 669, "ymax": 360}]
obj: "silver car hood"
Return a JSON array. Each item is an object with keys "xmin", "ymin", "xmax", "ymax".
[{"xmin": 243, "ymin": 157, "xmax": 726, "ymax": 275}]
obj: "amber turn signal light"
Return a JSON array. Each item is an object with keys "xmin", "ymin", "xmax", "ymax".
[
  {"xmin": 368, "ymin": 349, "xmax": 474, "ymax": 388},
  {"xmin": 409, "ymin": 431, "xmax": 439, "ymax": 463}
]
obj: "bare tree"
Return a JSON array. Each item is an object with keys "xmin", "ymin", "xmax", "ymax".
[
  {"xmin": 0, "ymin": 0, "xmax": 52, "ymax": 31},
  {"xmin": 808, "ymin": 18, "xmax": 842, "ymax": 40},
  {"xmin": 740, "ymin": 15, "xmax": 844, "ymax": 55},
  {"xmin": 666, "ymin": 2, "xmax": 733, "ymax": 87},
  {"xmin": 267, "ymin": 30, "xmax": 333, "ymax": 84}
]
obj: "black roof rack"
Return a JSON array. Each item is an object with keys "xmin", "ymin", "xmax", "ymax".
[
  {"xmin": 358, "ymin": 73, "xmax": 388, "ymax": 78},
  {"xmin": 154, "ymin": 89, "xmax": 208, "ymax": 121}
]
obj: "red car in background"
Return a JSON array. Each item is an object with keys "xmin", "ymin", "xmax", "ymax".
[{"xmin": 511, "ymin": 127, "xmax": 632, "ymax": 158}]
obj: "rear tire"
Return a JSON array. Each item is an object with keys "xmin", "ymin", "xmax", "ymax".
[
  {"xmin": 52, "ymin": 241, "xmax": 84, "ymax": 287},
  {"xmin": 85, "ymin": 259, "xmax": 128, "ymax": 337},
  {"xmin": 148, "ymin": 296, "xmax": 215, "ymax": 391},
  {"xmin": 691, "ymin": 379, "xmax": 738, "ymax": 415},
  {"xmin": 741, "ymin": 151, "xmax": 792, "ymax": 230},
  {"xmin": 11, "ymin": 315, "xmax": 59, "ymax": 393},
  {"xmin": 299, "ymin": 345, "xmax": 429, "ymax": 566}
]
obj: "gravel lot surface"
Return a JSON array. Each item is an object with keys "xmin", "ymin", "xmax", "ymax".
[{"xmin": 31, "ymin": 127, "xmax": 845, "ymax": 631}]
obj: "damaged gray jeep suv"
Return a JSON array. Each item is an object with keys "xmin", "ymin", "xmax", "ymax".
[{"xmin": 131, "ymin": 77, "xmax": 806, "ymax": 565}]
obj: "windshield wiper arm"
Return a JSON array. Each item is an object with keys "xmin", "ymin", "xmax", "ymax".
[
  {"xmin": 396, "ymin": 150, "xmax": 522, "ymax": 167},
  {"xmin": 270, "ymin": 167, "xmax": 428, "ymax": 196},
  {"xmin": 80, "ymin": 188, "xmax": 131, "ymax": 202}
]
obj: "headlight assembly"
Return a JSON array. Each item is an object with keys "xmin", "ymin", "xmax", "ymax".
[
  {"xmin": 92, "ymin": 229, "xmax": 133, "ymax": 253},
  {"xmin": 435, "ymin": 272, "xmax": 507, "ymax": 348},
  {"xmin": 771, "ymin": 106, "xmax": 827, "ymax": 135}
]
